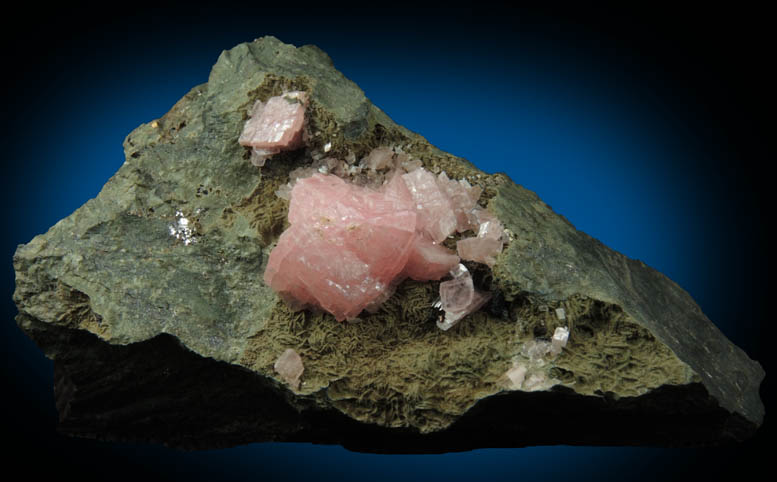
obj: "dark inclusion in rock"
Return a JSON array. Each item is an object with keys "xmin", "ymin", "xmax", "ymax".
[{"xmin": 12, "ymin": 36, "xmax": 764, "ymax": 452}]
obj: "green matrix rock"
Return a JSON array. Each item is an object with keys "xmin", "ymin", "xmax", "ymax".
[{"xmin": 12, "ymin": 36, "xmax": 764, "ymax": 452}]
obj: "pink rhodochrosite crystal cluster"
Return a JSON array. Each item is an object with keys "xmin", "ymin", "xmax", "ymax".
[
  {"xmin": 263, "ymin": 170, "xmax": 456, "ymax": 321},
  {"xmin": 242, "ymin": 93, "xmax": 506, "ymax": 325},
  {"xmin": 262, "ymin": 156, "xmax": 506, "ymax": 323}
]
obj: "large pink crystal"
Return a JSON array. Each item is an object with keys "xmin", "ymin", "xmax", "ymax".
[
  {"xmin": 264, "ymin": 170, "xmax": 463, "ymax": 321},
  {"xmin": 263, "ymin": 149, "xmax": 505, "ymax": 322},
  {"xmin": 238, "ymin": 91, "xmax": 307, "ymax": 165}
]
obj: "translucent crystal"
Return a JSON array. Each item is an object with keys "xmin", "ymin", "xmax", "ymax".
[
  {"xmin": 477, "ymin": 218, "xmax": 505, "ymax": 240},
  {"xmin": 505, "ymin": 363, "xmax": 527, "ymax": 389},
  {"xmin": 521, "ymin": 339, "xmax": 552, "ymax": 363},
  {"xmin": 168, "ymin": 210, "xmax": 196, "ymax": 245},
  {"xmin": 435, "ymin": 171, "xmax": 482, "ymax": 232},
  {"xmin": 436, "ymin": 264, "xmax": 491, "ymax": 331},
  {"xmin": 550, "ymin": 326, "xmax": 570, "ymax": 356},
  {"xmin": 457, "ymin": 237, "xmax": 503, "ymax": 266},
  {"xmin": 456, "ymin": 210, "xmax": 506, "ymax": 266},
  {"xmin": 436, "ymin": 290, "xmax": 490, "ymax": 331},
  {"xmin": 439, "ymin": 269, "xmax": 474, "ymax": 312},
  {"xmin": 522, "ymin": 372, "xmax": 547, "ymax": 392},
  {"xmin": 363, "ymin": 147, "xmax": 394, "ymax": 170},
  {"xmin": 274, "ymin": 348, "xmax": 304, "ymax": 390},
  {"xmin": 403, "ymin": 236, "xmax": 459, "ymax": 281},
  {"xmin": 402, "ymin": 168, "xmax": 457, "ymax": 243}
]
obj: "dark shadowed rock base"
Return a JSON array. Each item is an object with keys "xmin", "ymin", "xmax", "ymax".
[{"xmin": 33, "ymin": 318, "xmax": 755, "ymax": 453}]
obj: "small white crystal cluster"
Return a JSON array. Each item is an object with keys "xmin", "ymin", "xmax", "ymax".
[
  {"xmin": 168, "ymin": 210, "xmax": 196, "ymax": 245},
  {"xmin": 521, "ymin": 326, "xmax": 570, "ymax": 360},
  {"xmin": 505, "ymin": 326, "xmax": 570, "ymax": 391},
  {"xmin": 273, "ymin": 146, "xmax": 423, "ymax": 201}
]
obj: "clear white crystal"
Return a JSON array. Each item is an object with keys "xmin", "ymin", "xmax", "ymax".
[
  {"xmin": 436, "ymin": 264, "xmax": 490, "ymax": 331},
  {"xmin": 168, "ymin": 210, "xmax": 196, "ymax": 245},
  {"xmin": 505, "ymin": 363, "xmax": 527, "ymax": 389},
  {"xmin": 521, "ymin": 339, "xmax": 552, "ymax": 363},
  {"xmin": 522, "ymin": 372, "xmax": 547, "ymax": 392},
  {"xmin": 439, "ymin": 272, "xmax": 474, "ymax": 312},
  {"xmin": 550, "ymin": 326, "xmax": 570, "ymax": 356}
]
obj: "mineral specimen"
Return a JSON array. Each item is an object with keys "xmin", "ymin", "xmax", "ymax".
[{"xmin": 11, "ymin": 36, "xmax": 764, "ymax": 452}]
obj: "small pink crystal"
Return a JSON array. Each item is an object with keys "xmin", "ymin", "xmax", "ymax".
[
  {"xmin": 436, "ymin": 171, "xmax": 482, "ymax": 232},
  {"xmin": 456, "ymin": 212, "xmax": 506, "ymax": 266},
  {"xmin": 402, "ymin": 169, "xmax": 457, "ymax": 243},
  {"xmin": 403, "ymin": 236, "xmax": 460, "ymax": 281},
  {"xmin": 238, "ymin": 91, "xmax": 308, "ymax": 165},
  {"xmin": 436, "ymin": 264, "xmax": 491, "ymax": 330},
  {"xmin": 363, "ymin": 147, "xmax": 395, "ymax": 170},
  {"xmin": 439, "ymin": 265, "xmax": 474, "ymax": 312},
  {"xmin": 457, "ymin": 237, "xmax": 503, "ymax": 267},
  {"xmin": 274, "ymin": 348, "xmax": 304, "ymax": 390}
]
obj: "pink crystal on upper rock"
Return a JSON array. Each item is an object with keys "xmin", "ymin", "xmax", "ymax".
[{"xmin": 238, "ymin": 91, "xmax": 308, "ymax": 166}]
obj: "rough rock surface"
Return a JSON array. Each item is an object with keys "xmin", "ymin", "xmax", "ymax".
[{"xmin": 12, "ymin": 36, "xmax": 764, "ymax": 452}]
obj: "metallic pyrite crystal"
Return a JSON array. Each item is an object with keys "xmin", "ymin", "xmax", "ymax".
[{"xmin": 12, "ymin": 36, "xmax": 764, "ymax": 452}]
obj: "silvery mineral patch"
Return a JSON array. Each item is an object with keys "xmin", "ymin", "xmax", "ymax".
[{"xmin": 12, "ymin": 36, "xmax": 764, "ymax": 452}]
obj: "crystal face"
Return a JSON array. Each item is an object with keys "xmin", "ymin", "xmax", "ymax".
[
  {"xmin": 238, "ymin": 91, "xmax": 308, "ymax": 166},
  {"xmin": 274, "ymin": 348, "xmax": 304, "ymax": 390},
  {"xmin": 436, "ymin": 264, "xmax": 491, "ymax": 331},
  {"xmin": 550, "ymin": 326, "xmax": 570, "ymax": 356}
]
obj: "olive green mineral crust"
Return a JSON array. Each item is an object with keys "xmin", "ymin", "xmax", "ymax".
[{"xmin": 12, "ymin": 36, "xmax": 763, "ymax": 450}]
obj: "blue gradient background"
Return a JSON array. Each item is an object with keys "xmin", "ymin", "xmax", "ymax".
[{"xmin": 2, "ymin": 6, "xmax": 770, "ymax": 481}]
